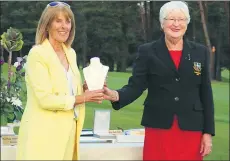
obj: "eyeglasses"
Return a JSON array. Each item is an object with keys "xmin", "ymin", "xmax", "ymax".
[
  {"xmin": 164, "ymin": 18, "xmax": 187, "ymax": 24},
  {"xmin": 47, "ymin": 1, "xmax": 70, "ymax": 8}
]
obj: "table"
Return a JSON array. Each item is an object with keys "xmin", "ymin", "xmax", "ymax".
[{"xmin": 1, "ymin": 137, "xmax": 144, "ymax": 160}]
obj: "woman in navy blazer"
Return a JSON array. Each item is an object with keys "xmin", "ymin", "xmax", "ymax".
[{"xmin": 104, "ymin": 1, "xmax": 214, "ymax": 160}]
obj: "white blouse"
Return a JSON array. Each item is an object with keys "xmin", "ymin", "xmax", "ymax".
[
  {"xmin": 64, "ymin": 66, "xmax": 78, "ymax": 118},
  {"xmin": 65, "ymin": 66, "xmax": 74, "ymax": 96}
]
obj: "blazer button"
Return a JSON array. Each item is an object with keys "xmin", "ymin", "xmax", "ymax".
[
  {"xmin": 174, "ymin": 97, "xmax": 179, "ymax": 101},
  {"xmin": 175, "ymin": 78, "xmax": 180, "ymax": 82},
  {"xmin": 55, "ymin": 92, "xmax": 59, "ymax": 95}
]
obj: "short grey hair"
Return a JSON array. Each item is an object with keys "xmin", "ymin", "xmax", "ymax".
[{"xmin": 159, "ymin": 1, "xmax": 190, "ymax": 28}]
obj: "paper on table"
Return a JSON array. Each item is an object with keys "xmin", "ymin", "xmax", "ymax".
[{"xmin": 93, "ymin": 109, "xmax": 111, "ymax": 135}]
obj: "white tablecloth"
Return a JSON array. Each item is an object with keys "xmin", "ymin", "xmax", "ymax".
[{"xmin": 1, "ymin": 137, "xmax": 144, "ymax": 160}]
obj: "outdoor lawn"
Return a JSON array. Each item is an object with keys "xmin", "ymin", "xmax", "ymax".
[
  {"xmin": 16, "ymin": 68, "xmax": 228, "ymax": 160},
  {"xmin": 83, "ymin": 70, "xmax": 229, "ymax": 160}
]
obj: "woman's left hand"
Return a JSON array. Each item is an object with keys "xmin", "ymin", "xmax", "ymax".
[
  {"xmin": 200, "ymin": 133, "xmax": 212, "ymax": 157},
  {"xmin": 83, "ymin": 81, "xmax": 88, "ymax": 92}
]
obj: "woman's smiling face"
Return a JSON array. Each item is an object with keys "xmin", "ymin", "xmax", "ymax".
[
  {"xmin": 48, "ymin": 12, "xmax": 72, "ymax": 43},
  {"xmin": 162, "ymin": 9, "xmax": 188, "ymax": 39}
]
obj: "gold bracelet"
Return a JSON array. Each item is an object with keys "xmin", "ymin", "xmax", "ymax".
[
  {"xmin": 113, "ymin": 90, "xmax": 118, "ymax": 101},
  {"xmin": 83, "ymin": 95, "xmax": 86, "ymax": 103}
]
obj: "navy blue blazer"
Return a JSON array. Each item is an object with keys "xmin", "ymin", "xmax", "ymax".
[{"xmin": 112, "ymin": 36, "xmax": 215, "ymax": 136}]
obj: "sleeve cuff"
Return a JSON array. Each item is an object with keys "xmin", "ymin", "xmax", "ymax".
[{"xmin": 64, "ymin": 95, "xmax": 76, "ymax": 110}]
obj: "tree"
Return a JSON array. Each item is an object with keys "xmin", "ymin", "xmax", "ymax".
[
  {"xmin": 224, "ymin": 2, "xmax": 230, "ymax": 52},
  {"xmin": 1, "ymin": 1, "xmax": 229, "ymax": 74},
  {"xmin": 149, "ymin": 1, "xmax": 155, "ymax": 41},
  {"xmin": 0, "ymin": 2, "xmax": 46, "ymax": 61},
  {"xmin": 198, "ymin": 1, "xmax": 214, "ymax": 79},
  {"xmin": 144, "ymin": 1, "xmax": 149, "ymax": 42}
]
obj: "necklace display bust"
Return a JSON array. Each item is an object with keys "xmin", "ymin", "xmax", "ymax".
[{"xmin": 83, "ymin": 57, "xmax": 109, "ymax": 91}]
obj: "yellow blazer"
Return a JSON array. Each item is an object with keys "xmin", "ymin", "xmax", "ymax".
[{"xmin": 16, "ymin": 39, "xmax": 85, "ymax": 160}]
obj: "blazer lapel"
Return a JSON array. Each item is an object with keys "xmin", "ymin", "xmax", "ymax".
[
  {"xmin": 62, "ymin": 44, "xmax": 83, "ymax": 96},
  {"xmin": 62, "ymin": 44, "xmax": 77, "ymax": 77},
  {"xmin": 42, "ymin": 39, "xmax": 67, "ymax": 79},
  {"xmin": 153, "ymin": 36, "xmax": 194, "ymax": 76},
  {"xmin": 178, "ymin": 38, "xmax": 193, "ymax": 73},
  {"xmin": 154, "ymin": 36, "xmax": 179, "ymax": 74}
]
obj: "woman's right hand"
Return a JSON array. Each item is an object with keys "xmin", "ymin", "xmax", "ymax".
[
  {"xmin": 103, "ymin": 87, "xmax": 119, "ymax": 102},
  {"xmin": 83, "ymin": 89, "xmax": 104, "ymax": 104}
]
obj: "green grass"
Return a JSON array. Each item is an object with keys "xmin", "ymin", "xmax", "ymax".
[
  {"xmin": 203, "ymin": 69, "xmax": 229, "ymax": 160},
  {"xmin": 82, "ymin": 71, "xmax": 146, "ymax": 129},
  {"xmin": 17, "ymin": 69, "xmax": 228, "ymax": 160},
  {"xmin": 83, "ymin": 69, "xmax": 229, "ymax": 160}
]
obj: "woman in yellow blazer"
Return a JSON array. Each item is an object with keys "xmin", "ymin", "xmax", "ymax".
[{"xmin": 16, "ymin": 2, "xmax": 104, "ymax": 160}]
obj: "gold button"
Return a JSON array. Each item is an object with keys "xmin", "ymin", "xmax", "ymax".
[{"xmin": 55, "ymin": 92, "xmax": 59, "ymax": 95}]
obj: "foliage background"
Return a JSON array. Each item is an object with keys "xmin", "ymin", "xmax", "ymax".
[
  {"xmin": 0, "ymin": 1, "xmax": 229, "ymax": 160},
  {"xmin": 0, "ymin": 1, "xmax": 229, "ymax": 75}
]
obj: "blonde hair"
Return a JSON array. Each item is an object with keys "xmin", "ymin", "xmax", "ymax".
[{"xmin": 35, "ymin": 4, "xmax": 75, "ymax": 47}]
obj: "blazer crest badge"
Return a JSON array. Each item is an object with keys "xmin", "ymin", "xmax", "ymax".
[{"xmin": 193, "ymin": 62, "xmax": 202, "ymax": 75}]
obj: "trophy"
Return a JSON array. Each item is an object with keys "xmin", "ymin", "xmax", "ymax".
[{"xmin": 83, "ymin": 57, "xmax": 109, "ymax": 91}]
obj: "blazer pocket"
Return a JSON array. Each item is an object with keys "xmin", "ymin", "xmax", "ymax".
[
  {"xmin": 192, "ymin": 73, "xmax": 202, "ymax": 85},
  {"xmin": 193, "ymin": 101, "xmax": 204, "ymax": 111},
  {"xmin": 149, "ymin": 69, "xmax": 170, "ymax": 76},
  {"xmin": 159, "ymin": 84, "xmax": 173, "ymax": 91}
]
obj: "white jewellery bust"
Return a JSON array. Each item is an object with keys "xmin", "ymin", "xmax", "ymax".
[{"xmin": 83, "ymin": 57, "xmax": 109, "ymax": 91}]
